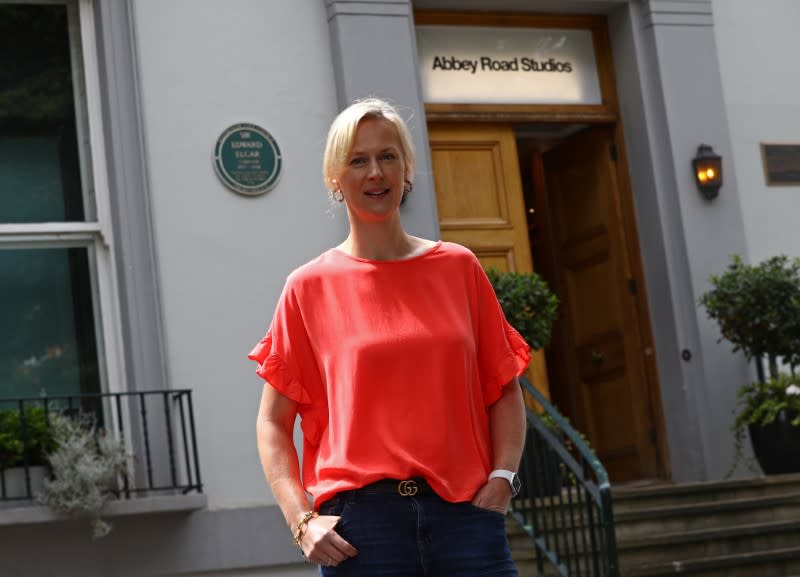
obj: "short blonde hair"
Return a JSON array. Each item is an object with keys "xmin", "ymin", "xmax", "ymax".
[{"xmin": 322, "ymin": 98, "xmax": 416, "ymax": 191}]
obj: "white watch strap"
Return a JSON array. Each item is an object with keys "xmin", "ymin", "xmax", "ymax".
[{"xmin": 488, "ymin": 469, "xmax": 515, "ymax": 483}]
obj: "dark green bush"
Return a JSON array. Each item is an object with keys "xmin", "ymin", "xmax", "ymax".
[
  {"xmin": 0, "ymin": 405, "xmax": 54, "ymax": 469},
  {"xmin": 486, "ymin": 268, "xmax": 559, "ymax": 351},
  {"xmin": 699, "ymin": 254, "xmax": 800, "ymax": 378}
]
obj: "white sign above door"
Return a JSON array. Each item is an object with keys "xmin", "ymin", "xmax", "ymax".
[{"xmin": 416, "ymin": 25, "xmax": 602, "ymax": 105}]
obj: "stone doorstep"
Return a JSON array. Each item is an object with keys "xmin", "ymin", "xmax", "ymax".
[
  {"xmin": 612, "ymin": 473, "xmax": 800, "ymax": 511},
  {"xmin": 509, "ymin": 519, "xmax": 800, "ymax": 566},
  {"xmin": 618, "ymin": 519, "xmax": 800, "ymax": 567},
  {"xmin": 627, "ymin": 546, "xmax": 800, "ymax": 577},
  {"xmin": 508, "ymin": 491, "xmax": 800, "ymax": 536},
  {"xmin": 619, "ymin": 519, "xmax": 800, "ymax": 551},
  {"xmin": 615, "ymin": 491, "xmax": 800, "ymax": 522}
]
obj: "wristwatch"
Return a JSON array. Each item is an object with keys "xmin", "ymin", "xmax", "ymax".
[{"xmin": 489, "ymin": 469, "xmax": 521, "ymax": 497}]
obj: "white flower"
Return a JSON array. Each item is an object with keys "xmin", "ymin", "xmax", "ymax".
[{"xmin": 786, "ymin": 384, "xmax": 800, "ymax": 396}]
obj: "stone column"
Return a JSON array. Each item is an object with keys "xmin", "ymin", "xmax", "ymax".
[{"xmin": 326, "ymin": 0, "xmax": 439, "ymax": 239}]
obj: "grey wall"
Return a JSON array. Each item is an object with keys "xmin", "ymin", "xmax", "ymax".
[
  {"xmin": 609, "ymin": 0, "xmax": 752, "ymax": 480},
  {"xmin": 713, "ymin": 0, "xmax": 800, "ymax": 263},
  {"xmin": 0, "ymin": 506, "xmax": 308, "ymax": 577}
]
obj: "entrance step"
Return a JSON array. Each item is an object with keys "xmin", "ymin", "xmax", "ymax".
[{"xmin": 508, "ymin": 473, "xmax": 800, "ymax": 577}]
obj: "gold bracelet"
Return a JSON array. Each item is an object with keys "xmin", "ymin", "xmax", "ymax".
[{"xmin": 292, "ymin": 510, "xmax": 319, "ymax": 546}]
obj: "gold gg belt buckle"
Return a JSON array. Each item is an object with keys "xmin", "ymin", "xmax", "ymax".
[{"xmin": 397, "ymin": 479, "xmax": 418, "ymax": 496}]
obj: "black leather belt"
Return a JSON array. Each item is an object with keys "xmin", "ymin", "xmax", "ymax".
[{"xmin": 356, "ymin": 478, "xmax": 433, "ymax": 497}]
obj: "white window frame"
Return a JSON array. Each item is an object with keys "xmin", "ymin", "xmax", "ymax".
[{"xmin": 0, "ymin": 0, "xmax": 126, "ymax": 398}]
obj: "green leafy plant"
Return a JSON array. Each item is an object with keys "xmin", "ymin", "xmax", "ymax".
[
  {"xmin": 699, "ymin": 254, "xmax": 800, "ymax": 379},
  {"xmin": 485, "ymin": 268, "xmax": 559, "ymax": 351},
  {"xmin": 728, "ymin": 374, "xmax": 800, "ymax": 475},
  {"xmin": 0, "ymin": 405, "xmax": 55, "ymax": 469},
  {"xmin": 39, "ymin": 413, "xmax": 128, "ymax": 538},
  {"xmin": 699, "ymin": 254, "xmax": 800, "ymax": 474}
]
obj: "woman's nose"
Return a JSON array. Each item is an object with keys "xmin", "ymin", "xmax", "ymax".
[{"xmin": 367, "ymin": 158, "xmax": 383, "ymax": 178}]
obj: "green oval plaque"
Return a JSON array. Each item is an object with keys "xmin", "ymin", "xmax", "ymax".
[{"xmin": 214, "ymin": 123, "xmax": 282, "ymax": 196}]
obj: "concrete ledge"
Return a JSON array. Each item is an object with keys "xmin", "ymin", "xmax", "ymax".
[{"xmin": 0, "ymin": 493, "xmax": 207, "ymax": 526}]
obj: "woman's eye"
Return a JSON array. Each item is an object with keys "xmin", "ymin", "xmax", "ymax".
[
  {"xmin": 349, "ymin": 157, "xmax": 366, "ymax": 166},
  {"xmin": 380, "ymin": 152, "xmax": 397, "ymax": 160}
]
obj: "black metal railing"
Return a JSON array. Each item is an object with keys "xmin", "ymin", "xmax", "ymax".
[
  {"xmin": 0, "ymin": 389, "xmax": 202, "ymax": 504},
  {"xmin": 510, "ymin": 377, "xmax": 619, "ymax": 577}
]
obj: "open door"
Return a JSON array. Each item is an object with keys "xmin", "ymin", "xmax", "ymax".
[
  {"xmin": 541, "ymin": 125, "xmax": 660, "ymax": 481},
  {"xmin": 428, "ymin": 122, "xmax": 551, "ymax": 399}
]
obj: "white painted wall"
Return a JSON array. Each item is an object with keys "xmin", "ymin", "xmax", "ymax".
[
  {"xmin": 132, "ymin": 0, "xmax": 344, "ymax": 508},
  {"xmin": 713, "ymin": 0, "xmax": 800, "ymax": 264}
]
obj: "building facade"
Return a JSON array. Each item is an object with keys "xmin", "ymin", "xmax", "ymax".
[{"xmin": 0, "ymin": 0, "xmax": 798, "ymax": 575}]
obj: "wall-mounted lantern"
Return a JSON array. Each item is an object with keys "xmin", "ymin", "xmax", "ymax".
[{"xmin": 693, "ymin": 144, "xmax": 722, "ymax": 200}]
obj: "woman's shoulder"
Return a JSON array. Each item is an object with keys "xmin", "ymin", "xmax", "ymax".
[
  {"xmin": 285, "ymin": 249, "xmax": 340, "ymax": 285},
  {"xmin": 436, "ymin": 241, "xmax": 481, "ymax": 267}
]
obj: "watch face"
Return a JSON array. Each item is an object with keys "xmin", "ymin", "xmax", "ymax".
[{"xmin": 511, "ymin": 474, "xmax": 522, "ymax": 496}]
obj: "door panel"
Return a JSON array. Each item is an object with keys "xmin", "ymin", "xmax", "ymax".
[
  {"xmin": 429, "ymin": 123, "xmax": 551, "ymax": 398},
  {"xmin": 543, "ymin": 125, "xmax": 659, "ymax": 481}
]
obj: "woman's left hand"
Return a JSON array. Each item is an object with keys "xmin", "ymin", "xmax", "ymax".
[{"xmin": 471, "ymin": 478, "xmax": 512, "ymax": 514}]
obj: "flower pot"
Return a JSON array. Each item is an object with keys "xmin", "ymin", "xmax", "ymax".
[
  {"xmin": 748, "ymin": 410, "xmax": 800, "ymax": 475},
  {"xmin": 1, "ymin": 465, "xmax": 49, "ymax": 501}
]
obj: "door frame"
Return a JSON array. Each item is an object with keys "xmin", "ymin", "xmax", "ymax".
[{"xmin": 415, "ymin": 10, "xmax": 670, "ymax": 479}]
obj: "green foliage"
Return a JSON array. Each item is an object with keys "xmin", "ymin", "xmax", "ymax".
[
  {"xmin": 699, "ymin": 255, "xmax": 800, "ymax": 475},
  {"xmin": 728, "ymin": 374, "xmax": 800, "ymax": 476},
  {"xmin": 699, "ymin": 254, "xmax": 800, "ymax": 378},
  {"xmin": 39, "ymin": 413, "xmax": 127, "ymax": 539},
  {"xmin": 0, "ymin": 405, "xmax": 54, "ymax": 469},
  {"xmin": 485, "ymin": 268, "xmax": 559, "ymax": 351}
]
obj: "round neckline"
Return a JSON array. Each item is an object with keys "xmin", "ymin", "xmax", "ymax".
[{"xmin": 331, "ymin": 240, "xmax": 443, "ymax": 264}]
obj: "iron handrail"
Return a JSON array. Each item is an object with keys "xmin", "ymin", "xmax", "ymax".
[
  {"xmin": 0, "ymin": 389, "xmax": 202, "ymax": 503},
  {"xmin": 510, "ymin": 377, "xmax": 619, "ymax": 577}
]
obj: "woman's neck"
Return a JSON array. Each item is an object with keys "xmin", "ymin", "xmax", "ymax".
[{"xmin": 339, "ymin": 218, "xmax": 422, "ymax": 261}]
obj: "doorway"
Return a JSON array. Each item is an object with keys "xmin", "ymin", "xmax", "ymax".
[{"xmin": 429, "ymin": 121, "xmax": 666, "ymax": 482}]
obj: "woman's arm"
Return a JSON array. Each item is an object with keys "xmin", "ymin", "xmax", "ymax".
[
  {"xmin": 471, "ymin": 376, "xmax": 527, "ymax": 512},
  {"xmin": 256, "ymin": 383, "xmax": 357, "ymax": 566}
]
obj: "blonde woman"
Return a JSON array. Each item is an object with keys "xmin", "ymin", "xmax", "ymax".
[{"xmin": 250, "ymin": 98, "xmax": 528, "ymax": 576}]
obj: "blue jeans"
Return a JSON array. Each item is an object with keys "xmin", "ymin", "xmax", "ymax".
[{"xmin": 317, "ymin": 480, "xmax": 518, "ymax": 577}]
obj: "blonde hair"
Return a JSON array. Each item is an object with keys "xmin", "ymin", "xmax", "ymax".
[{"xmin": 322, "ymin": 98, "xmax": 416, "ymax": 191}]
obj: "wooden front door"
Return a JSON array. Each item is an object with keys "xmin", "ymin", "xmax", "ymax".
[
  {"xmin": 428, "ymin": 122, "xmax": 551, "ymax": 398},
  {"xmin": 541, "ymin": 125, "xmax": 660, "ymax": 481}
]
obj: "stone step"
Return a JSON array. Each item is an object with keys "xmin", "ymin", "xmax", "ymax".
[
  {"xmin": 614, "ymin": 491, "xmax": 800, "ymax": 540},
  {"xmin": 510, "ymin": 519, "xmax": 800, "ymax": 567},
  {"xmin": 619, "ymin": 519, "xmax": 800, "ymax": 566},
  {"xmin": 510, "ymin": 491, "xmax": 800, "ymax": 541},
  {"xmin": 509, "ymin": 474, "xmax": 800, "ymax": 577},
  {"xmin": 626, "ymin": 546, "xmax": 800, "ymax": 577},
  {"xmin": 509, "ymin": 520, "xmax": 800, "ymax": 571},
  {"xmin": 612, "ymin": 473, "xmax": 800, "ymax": 513}
]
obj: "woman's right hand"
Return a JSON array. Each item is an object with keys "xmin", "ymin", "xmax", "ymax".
[{"xmin": 300, "ymin": 514, "xmax": 358, "ymax": 568}]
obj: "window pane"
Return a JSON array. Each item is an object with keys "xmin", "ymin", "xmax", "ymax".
[
  {"xmin": 0, "ymin": 4, "xmax": 85, "ymax": 223},
  {"xmin": 0, "ymin": 248, "xmax": 100, "ymax": 400}
]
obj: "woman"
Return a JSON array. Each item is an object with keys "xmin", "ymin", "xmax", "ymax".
[{"xmin": 249, "ymin": 98, "xmax": 529, "ymax": 576}]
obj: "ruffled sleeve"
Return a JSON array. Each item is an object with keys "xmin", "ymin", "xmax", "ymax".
[
  {"xmin": 248, "ymin": 279, "xmax": 325, "ymax": 445},
  {"xmin": 472, "ymin": 260, "xmax": 532, "ymax": 407},
  {"xmin": 248, "ymin": 333, "xmax": 312, "ymax": 406}
]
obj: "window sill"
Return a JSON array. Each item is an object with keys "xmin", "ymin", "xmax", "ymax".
[{"xmin": 0, "ymin": 493, "xmax": 207, "ymax": 526}]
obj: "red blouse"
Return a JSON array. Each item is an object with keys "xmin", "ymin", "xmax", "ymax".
[{"xmin": 249, "ymin": 241, "xmax": 530, "ymax": 507}]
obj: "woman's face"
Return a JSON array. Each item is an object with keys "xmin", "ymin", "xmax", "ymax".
[{"xmin": 335, "ymin": 117, "xmax": 406, "ymax": 224}]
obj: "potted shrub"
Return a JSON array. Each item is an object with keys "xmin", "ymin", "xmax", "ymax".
[
  {"xmin": 699, "ymin": 254, "xmax": 800, "ymax": 474},
  {"xmin": 0, "ymin": 405, "xmax": 54, "ymax": 499}
]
